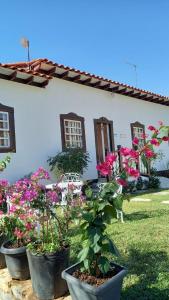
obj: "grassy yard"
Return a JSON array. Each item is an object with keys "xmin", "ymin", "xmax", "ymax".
[{"xmin": 70, "ymin": 189, "xmax": 169, "ymax": 299}]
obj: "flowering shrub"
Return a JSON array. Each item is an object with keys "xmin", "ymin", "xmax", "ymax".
[
  {"xmin": 78, "ymin": 122, "xmax": 169, "ymax": 277},
  {"xmin": 0, "ymin": 166, "xmax": 85, "ymax": 252}
]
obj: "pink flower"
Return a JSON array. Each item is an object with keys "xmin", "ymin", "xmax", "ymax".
[
  {"xmin": 25, "ymin": 222, "xmax": 33, "ymax": 231},
  {"xmin": 125, "ymin": 167, "xmax": 140, "ymax": 178},
  {"xmin": 158, "ymin": 121, "xmax": 163, "ymax": 126},
  {"xmin": 129, "ymin": 149, "xmax": 139, "ymax": 160},
  {"xmin": 144, "ymin": 148, "xmax": 156, "ymax": 158},
  {"xmin": 46, "ymin": 190, "xmax": 59, "ymax": 203},
  {"xmin": 68, "ymin": 183, "xmax": 76, "ymax": 191},
  {"xmin": 162, "ymin": 136, "xmax": 169, "ymax": 141},
  {"xmin": 14, "ymin": 228, "xmax": 24, "ymax": 239},
  {"xmin": 0, "ymin": 180, "xmax": 9, "ymax": 188},
  {"xmin": 150, "ymin": 138, "xmax": 160, "ymax": 146},
  {"xmin": 117, "ymin": 178, "xmax": 127, "ymax": 186},
  {"xmin": 120, "ymin": 147, "xmax": 131, "ymax": 157},
  {"xmin": 96, "ymin": 162, "xmax": 111, "ymax": 176},
  {"xmin": 141, "ymin": 133, "xmax": 148, "ymax": 139},
  {"xmin": 31, "ymin": 167, "xmax": 50, "ymax": 181},
  {"xmin": 132, "ymin": 137, "xmax": 139, "ymax": 145},
  {"xmin": 106, "ymin": 153, "xmax": 117, "ymax": 164},
  {"xmin": 148, "ymin": 125, "xmax": 156, "ymax": 131}
]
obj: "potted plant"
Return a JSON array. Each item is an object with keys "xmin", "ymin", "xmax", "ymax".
[
  {"xmin": 0, "ymin": 215, "xmax": 31, "ymax": 279},
  {"xmin": 26, "ymin": 167, "xmax": 85, "ymax": 299},
  {"xmin": 0, "ymin": 179, "xmax": 9, "ymax": 269},
  {"xmin": 62, "ymin": 122, "xmax": 169, "ymax": 300},
  {"xmin": 48, "ymin": 148, "xmax": 90, "ymax": 177},
  {"xmin": 0, "ymin": 157, "xmax": 11, "ymax": 269},
  {"xmin": 0, "ymin": 170, "xmax": 43, "ymax": 280}
]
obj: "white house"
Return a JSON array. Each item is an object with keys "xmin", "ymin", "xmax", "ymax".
[{"xmin": 0, "ymin": 58, "xmax": 169, "ymax": 183}]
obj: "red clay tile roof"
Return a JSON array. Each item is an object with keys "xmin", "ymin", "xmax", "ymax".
[{"xmin": 1, "ymin": 58, "xmax": 169, "ymax": 105}]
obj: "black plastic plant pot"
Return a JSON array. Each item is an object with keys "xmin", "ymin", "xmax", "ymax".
[
  {"xmin": 0, "ymin": 240, "xmax": 30, "ymax": 280},
  {"xmin": 0, "ymin": 235, "xmax": 6, "ymax": 269},
  {"xmin": 62, "ymin": 262, "xmax": 128, "ymax": 300},
  {"xmin": 27, "ymin": 246, "xmax": 70, "ymax": 300}
]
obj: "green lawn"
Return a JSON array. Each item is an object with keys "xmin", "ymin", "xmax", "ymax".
[{"xmin": 70, "ymin": 189, "xmax": 169, "ymax": 300}]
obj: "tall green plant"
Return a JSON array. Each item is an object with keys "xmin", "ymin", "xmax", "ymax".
[
  {"xmin": 78, "ymin": 122, "xmax": 169, "ymax": 277},
  {"xmin": 48, "ymin": 148, "xmax": 90, "ymax": 175},
  {"xmin": 78, "ymin": 187, "xmax": 119, "ymax": 277}
]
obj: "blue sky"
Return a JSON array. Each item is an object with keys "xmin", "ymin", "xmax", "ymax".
[{"xmin": 1, "ymin": 0, "xmax": 169, "ymax": 95}]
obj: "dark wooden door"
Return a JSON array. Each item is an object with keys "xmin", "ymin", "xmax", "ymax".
[{"xmin": 94, "ymin": 117, "xmax": 114, "ymax": 164}]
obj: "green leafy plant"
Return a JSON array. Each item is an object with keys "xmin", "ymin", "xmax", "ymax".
[
  {"xmin": 77, "ymin": 122, "xmax": 169, "ymax": 278},
  {"xmin": 136, "ymin": 177, "xmax": 144, "ymax": 190},
  {"xmin": 0, "ymin": 156, "xmax": 11, "ymax": 172},
  {"xmin": 78, "ymin": 187, "xmax": 119, "ymax": 276},
  {"xmin": 148, "ymin": 176, "xmax": 160, "ymax": 189},
  {"xmin": 48, "ymin": 148, "xmax": 90, "ymax": 175}
]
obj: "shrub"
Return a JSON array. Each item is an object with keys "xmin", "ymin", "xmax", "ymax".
[
  {"xmin": 148, "ymin": 176, "xmax": 160, "ymax": 189},
  {"xmin": 136, "ymin": 176, "xmax": 144, "ymax": 190},
  {"xmin": 48, "ymin": 148, "xmax": 90, "ymax": 175}
]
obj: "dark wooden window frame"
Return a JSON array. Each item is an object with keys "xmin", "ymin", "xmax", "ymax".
[
  {"xmin": 0, "ymin": 103, "xmax": 16, "ymax": 153},
  {"xmin": 60, "ymin": 112, "xmax": 86, "ymax": 151},
  {"xmin": 94, "ymin": 117, "xmax": 115, "ymax": 164},
  {"xmin": 131, "ymin": 121, "xmax": 147, "ymax": 174},
  {"xmin": 130, "ymin": 121, "xmax": 145, "ymax": 145}
]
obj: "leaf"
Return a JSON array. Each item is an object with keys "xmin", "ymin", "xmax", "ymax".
[
  {"xmin": 103, "ymin": 205, "xmax": 117, "ymax": 221},
  {"xmin": 82, "ymin": 212, "xmax": 93, "ymax": 222},
  {"xmin": 108, "ymin": 238, "xmax": 120, "ymax": 257},
  {"xmin": 98, "ymin": 201, "xmax": 107, "ymax": 211},
  {"xmin": 93, "ymin": 243, "xmax": 101, "ymax": 253},
  {"xmin": 78, "ymin": 246, "xmax": 90, "ymax": 262},
  {"xmin": 98, "ymin": 256, "xmax": 110, "ymax": 274},
  {"xmin": 85, "ymin": 188, "xmax": 93, "ymax": 199},
  {"xmin": 80, "ymin": 221, "xmax": 89, "ymax": 230},
  {"xmin": 93, "ymin": 232, "xmax": 101, "ymax": 245},
  {"xmin": 141, "ymin": 153, "xmax": 148, "ymax": 169},
  {"xmin": 83, "ymin": 259, "xmax": 90, "ymax": 270},
  {"xmin": 113, "ymin": 195, "xmax": 123, "ymax": 211}
]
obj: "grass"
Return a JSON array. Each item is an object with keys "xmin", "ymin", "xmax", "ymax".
[{"xmin": 70, "ymin": 189, "xmax": 169, "ymax": 299}]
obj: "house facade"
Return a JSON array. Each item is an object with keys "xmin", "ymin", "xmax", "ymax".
[{"xmin": 0, "ymin": 59, "xmax": 169, "ymax": 182}]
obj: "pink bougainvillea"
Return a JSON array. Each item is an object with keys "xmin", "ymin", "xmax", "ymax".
[{"xmin": 96, "ymin": 122, "xmax": 169, "ymax": 187}]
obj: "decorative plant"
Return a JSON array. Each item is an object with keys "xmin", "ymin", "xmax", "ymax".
[
  {"xmin": 0, "ymin": 165, "xmax": 85, "ymax": 253},
  {"xmin": 0, "ymin": 156, "xmax": 11, "ymax": 172},
  {"xmin": 48, "ymin": 148, "xmax": 90, "ymax": 175},
  {"xmin": 78, "ymin": 122, "xmax": 169, "ymax": 277},
  {"xmin": 0, "ymin": 180, "xmax": 9, "ymax": 214}
]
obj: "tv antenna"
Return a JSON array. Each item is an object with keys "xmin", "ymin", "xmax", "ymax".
[
  {"xmin": 126, "ymin": 61, "xmax": 138, "ymax": 87},
  {"xmin": 20, "ymin": 38, "xmax": 30, "ymax": 66}
]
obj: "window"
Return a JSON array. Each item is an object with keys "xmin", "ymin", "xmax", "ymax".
[
  {"xmin": 0, "ymin": 103, "xmax": 16, "ymax": 153},
  {"xmin": 60, "ymin": 113, "xmax": 86, "ymax": 151},
  {"xmin": 131, "ymin": 121, "xmax": 147, "ymax": 174},
  {"xmin": 131, "ymin": 121, "xmax": 145, "ymax": 149}
]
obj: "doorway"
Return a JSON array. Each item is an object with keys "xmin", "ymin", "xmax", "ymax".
[{"xmin": 94, "ymin": 117, "xmax": 114, "ymax": 164}]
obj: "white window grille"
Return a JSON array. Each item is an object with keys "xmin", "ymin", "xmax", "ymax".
[
  {"xmin": 64, "ymin": 119, "xmax": 83, "ymax": 148},
  {"xmin": 133, "ymin": 126, "xmax": 146, "ymax": 174},
  {"xmin": 133, "ymin": 126, "xmax": 144, "ymax": 148},
  {"xmin": 0, "ymin": 112, "xmax": 10, "ymax": 148}
]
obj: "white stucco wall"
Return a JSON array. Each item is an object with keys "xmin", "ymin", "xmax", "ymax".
[{"xmin": 0, "ymin": 77, "xmax": 169, "ymax": 183}]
